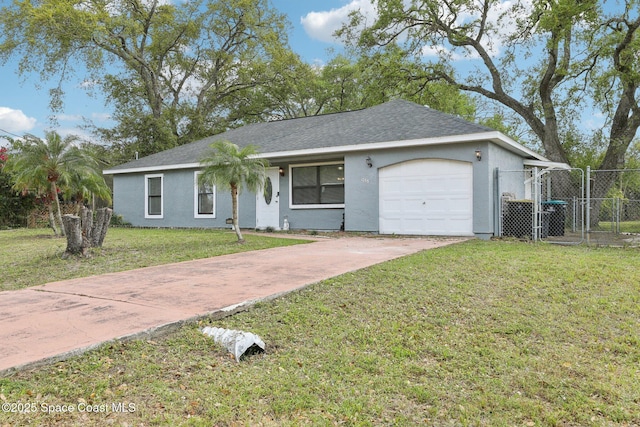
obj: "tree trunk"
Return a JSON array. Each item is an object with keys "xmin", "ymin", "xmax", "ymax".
[
  {"xmin": 47, "ymin": 203, "xmax": 60, "ymax": 236},
  {"xmin": 52, "ymin": 182, "xmax": 65, "ymax": 237},
  {"xmin": 231, "ymin": 184, "xmax": 244, "ymax": 243},
  {"xmin": 81, "ymin": 206, "xmax": 93, "ymax": 244},
  {"xmin": 92, "ymin": 207, "xmax": 113, "ymax": 247},
  {"xmin": 61, "ymin": 207, "xmax": 113, "ymax": 257},
  {"xmin": 588, "ymin": 76, "xmax": 640, "ymax": 227},
  {"xmin": 588, "ymin": 169, "xmax": 624, "ymax": 229},
  {"xmin": 62, "ymin": 214, "xmax": 90, "ymax": 258}
]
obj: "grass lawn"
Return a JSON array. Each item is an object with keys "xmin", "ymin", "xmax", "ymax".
[
  {"xmin": 595, "ymin": 220, "xmax": 640, "ymax": 234},
  {"xmin": 0, "ymin": 228, "xmax": 310, "ymax": 291},
  {"xmin": 1, "ymin": 240, "xmax": 639, "ymax": 426}
]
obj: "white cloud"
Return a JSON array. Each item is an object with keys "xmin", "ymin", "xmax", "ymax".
[
  {"xmin": 584, "ymin": 111, "xmax": 606, "ymax": 131},
  {"xmin": 50, "ymin": 112, "xmax": 112, "ymax": 127},
  {"xmin": 54, "ymin": 113, "xmax": 84, "ymax": 122},
  {"xmin": 54, "ymin": 126, "xmax": 94, "ymax": 141},
  {"xmin": 301, "ymin": 0, "xmax": 377, "ymax": 44},
  {"xmin": 0, "ymin": 107, "xmax": 37, "ymax": 135},
  {"xmin": 78, "ymin": 79, "xmax": 99, "ymax": 89},
  {"xmin": 92, "ymin": 112, "xmax": 112, "ymax": 122},
  {"xmin": 421, "ymin": 0, "xmax": 533, "ymax": 60},
  {"xmin": 303, "ymin": 0, "xmax": 532, "ymax": 61},
  {"xmin": 421, "ymin": 44, "xmax": 470, "ymax": 61}
]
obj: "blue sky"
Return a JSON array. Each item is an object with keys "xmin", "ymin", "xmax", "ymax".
[
  {"xmin": 0, "ymin": 0, "xmax": 614, "ymax": 147},
  {"xmin": 0, "ymin": 0, "xmax": 372, "ymax": 144}
]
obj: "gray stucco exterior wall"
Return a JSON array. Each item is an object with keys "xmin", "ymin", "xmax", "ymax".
[
  {"xmin": 111, "ymin": 140, "xmax": 529, "ymax": 238},
  {"xmin": 113, "ymin": 169, "xmax": 256, "ymax": 229},
  {"xmin": 341, "ymin": 141, "xmax": 516, "ymax": 238},
  {"xmin": 343, "ymin": 154, "xmax": 379, "ymax": 232},
  {"xmin": 272, "ymin": 162, "xmax": 345, "ymax": 231}
]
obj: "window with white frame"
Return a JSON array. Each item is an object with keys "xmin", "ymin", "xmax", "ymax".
[
  {"xmin": 194, "ymin": 171, "xmax": 216, "ymax": 218},
  {"xmin": 290, "ymin": 162, "xmax": 345, "ymax": 208},
  {"xmin": 145, "ymin": 174, "xmax": 163, "ymax": 218}
]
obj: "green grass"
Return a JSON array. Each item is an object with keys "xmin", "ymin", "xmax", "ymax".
[
  {"xmin": 1, "ymin": 240, "xmax": 639, "ymax": 425},
  {"xmin": 0, "ymin": 228, "xmax": 310, "ymax": 291},
  {"xmin": 595, "ymin": 220, "xmax": 640, "ymax": 234}
]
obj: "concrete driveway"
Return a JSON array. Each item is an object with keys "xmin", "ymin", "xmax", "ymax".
[{"xmin": 0, "ymin": 235, "xmax": 465, "ymax": 375}]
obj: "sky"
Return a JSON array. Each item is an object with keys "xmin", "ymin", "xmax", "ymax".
[
  {"xmin": 0, "ymin": 0, "xmax": 615, "ymax": 147},
  {"xmin": 0, "ymin": 0, "xmax": 374, "ymax": 144}
]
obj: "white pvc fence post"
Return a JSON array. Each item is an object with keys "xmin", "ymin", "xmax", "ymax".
[
  {"xmin": 531, "ymin": 167, "xmax": 542, "ymax": 242},
  {"xmin": 586, "ymin": 166, "xmax": 591, "ymax": 244}
]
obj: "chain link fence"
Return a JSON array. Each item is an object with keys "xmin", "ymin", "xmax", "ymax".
[
  {"xmin": 498, "ymin": 168, "xmax": 585, "ymax": 244},
  {"xmin": 587, "ymin": 169, "xmax": 640, "ymax": 246},
  {"xmin": 498, "ymin": 167, "xmax": 640, "ymax": 246}
]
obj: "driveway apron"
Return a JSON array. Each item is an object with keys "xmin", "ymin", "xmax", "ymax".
[{"xmin": 0, "ymin": 236, "xmax": 465, "ymax": 374}]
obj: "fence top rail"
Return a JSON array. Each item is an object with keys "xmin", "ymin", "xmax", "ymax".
[
  {"xmin": 501, "ymin": 168, "xmax": 640, "ymax": 173},
  {"xmin": 574, "ymin": 198, "xmax": 640, "ymax": 203},
  {"xmin": 498, "ymin": 168, "xmax": 583, "ymax": 172},
  {"xmin": 591, "ymin": 168, "xmax": 640, "ymax": 173}
]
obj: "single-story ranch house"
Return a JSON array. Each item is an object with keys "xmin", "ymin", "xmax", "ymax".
[{"xmin": 104, "ymin": 99, "xmax": 565, "ymax": 239}]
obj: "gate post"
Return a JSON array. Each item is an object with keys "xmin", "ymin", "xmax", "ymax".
[
  {"xmin": 572, "ymin": 197, "xmax": 577, "ymax": 233},
  {"xmin": 533, "ymin": 167, "xmax": 539, "ymax": 241},
  {"xmin": 494, "ymin": 167, "xmax": 501, "ymax": 237},
  {"xmin": 586, "ymin": 166, "xmax": 591, "ymax": 244},
  {"xmin": 616, "ymin": 197, "xmax": 621, "ymax": 234}
]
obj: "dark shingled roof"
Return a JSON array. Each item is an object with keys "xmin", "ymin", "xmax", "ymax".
[{"xmin": 107, "ymin": 99, "xmax": 495, "ymax": 172}]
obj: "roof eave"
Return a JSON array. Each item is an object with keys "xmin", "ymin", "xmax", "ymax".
[
  {"xmin": 523, "ymin": 159, "xmax": 573, "ymax": 170},
  {"xmin": 104, "ymin": 131, "xmax": 547, "ymax": 175},
  {"xmin": 481, "ymin": 131, "xmax": 550, "ymax": 162},
  {"xmin": 104, "ymin": 162, "xmax": 202, "ymax": 175}
]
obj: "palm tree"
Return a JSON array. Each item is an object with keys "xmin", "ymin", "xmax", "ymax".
[
  {"xmin": 5, "ymin": 131, "xmax": 111, "ymax": 236},
  {"xmin": 64, "ymin": 144, "xmax": 113, "ymax": 214},
  {"xmin": 199, "ymin": 140, "xmax": 269, "ymax": 242}
]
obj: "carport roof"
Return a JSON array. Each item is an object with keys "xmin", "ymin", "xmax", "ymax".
[{"xmin": 105, "ymin": 99, "xmax": 550, "ymax": 174}]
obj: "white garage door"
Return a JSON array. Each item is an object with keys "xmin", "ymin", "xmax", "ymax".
[{"xmin": 379, "ymin": 159, "xmax": 473, "ymax": 236}]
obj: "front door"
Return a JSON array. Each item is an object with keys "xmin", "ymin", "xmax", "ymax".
[{"xmin": 256, "ymin": 167, "xmax": 280, "ymax": 230}]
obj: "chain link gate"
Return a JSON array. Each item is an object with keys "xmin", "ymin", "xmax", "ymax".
[
  {"xmin": 587, "ymin": 168, "xmax": 640, "ymax": 246},
  {"xmin": 497, "ymin": 168, "xmax": 584, "ymax": 244}
]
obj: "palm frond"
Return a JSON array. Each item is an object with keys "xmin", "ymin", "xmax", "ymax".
[
  {"xmin": 5, "ymin": 131, "xmax": 112, "ymax": 203},
  {"xmin": 199, "ymin": 140, "xmax": 269, "ymax": 194}
]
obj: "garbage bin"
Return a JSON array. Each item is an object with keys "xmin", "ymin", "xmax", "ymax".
[
  {"xmin": 539, "ymin": 211, "xmax": 550, "ymax": 239},
  {"xmin": 542, "ymin": 200, "xmax": 567, "ymax": 236},
  {"xmin": 503, "ymin": 200, "xmax": 533, "ymax": 238}
]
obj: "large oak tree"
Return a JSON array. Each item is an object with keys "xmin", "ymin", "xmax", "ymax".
[
  {"xmin": 0, "ymin": 0, "xmax": 294, "ymax": 161},
  {"xmin": 342, "ymin": 0, "xmax": 640, "ymax": 174},
  {"xmin": 240, "ymin": 47, "xmax": 479, "ymax": 122}
]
